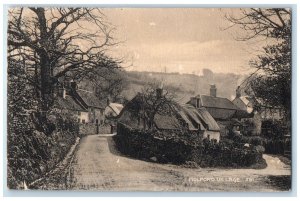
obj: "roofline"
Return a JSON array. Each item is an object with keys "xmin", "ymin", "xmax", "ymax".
[
  {"xmin": 192, "ymin": 94, "xmax": 240, "ymax": 110},
  {"xmin": 198, "ymin": 106, "xmax": 238, "ymax": 111},
  {"xmin": 108, "ymin": 105, "xmax": 119, "ymax": 115},
  {"xmin": 199, "ymin": 94, "xmax": 231, "ymax": 100},
  {"xmin": 86, "ymin": 105, "xmax": 105, "ymax": 109}
]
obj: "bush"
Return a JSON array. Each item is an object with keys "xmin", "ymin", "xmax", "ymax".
[
  {"xmin": 198, "ymin": 139, "xmax": 266, "ymax": 168},
  {"xmin": 227, "ymin": 133, "xmax": 287, "ymax": 155},
  {"xmin": 263, "ymin": 139, "xmax": 285, "ymax": 154},
  {"xmin": 228, "ymin": 134, "xmax": 266, "ymax": 146}
]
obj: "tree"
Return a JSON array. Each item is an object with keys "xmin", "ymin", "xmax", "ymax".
[
  {"xmin": 78, "ymin": 67, "xmax": 128, "ymax": 102},
  {"xmin": 126, "ymin": 84, "xmax": 177, "ymax": 131},
  {"xmin": 142, "ymin": 86, "xmax": 177, "ymax": 130},
  {"xmin": 225, "ymin": 8, "xmax": 291, "ymax": 120},
  {"xmin": 8, "ymin": 8, "xmax": 121, "ymax": 111}
]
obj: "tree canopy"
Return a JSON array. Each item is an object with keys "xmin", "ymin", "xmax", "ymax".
[
  {"xmin": 8, "ymin": 8, "xmax": 122, "ymax": 110},
  {"xmin": 225, "ymin": 8, "xmax": 291, "ymax": 119}
]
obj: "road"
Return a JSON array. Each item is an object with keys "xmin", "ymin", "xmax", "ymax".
[{"xmin": 66, "ymin": 134, "xmax": 291, "ymax": 192}]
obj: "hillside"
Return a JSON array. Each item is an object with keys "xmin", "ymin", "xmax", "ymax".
[
  {"xmin": 121, "ymin": 70, "xmax": 245, "ymax": 104},
  {"xmin": 77, "ymin": 69, "xmax": 246, "ymax": 104}
]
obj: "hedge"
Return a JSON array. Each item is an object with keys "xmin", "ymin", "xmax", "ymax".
[
  {"xmin": 7, "ymin": 110, "xmax": 79, "ymax": 189},
  {"xmin": 114, "ymin": 123, "xmax": 266, "ymax": 168},
  {"xmin": 228, "ymin": 134, "xmax": 288, "ymax": 155}
]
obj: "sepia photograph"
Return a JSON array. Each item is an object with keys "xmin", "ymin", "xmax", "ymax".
[{"xmin": 6, "ymin": 6, "xmax": 292, "ymax": 192}]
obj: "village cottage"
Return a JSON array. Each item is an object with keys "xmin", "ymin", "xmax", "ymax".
[
  {"xmin": 55, "ymin": 81, "xmax": 106, "ymax": 134},
  {"xmin": 118, "ymin": 90, "xmax": 220, "ymax": 143},
  {"xmin": 232, "ymin": 86, "xmax": 285, "ymax": 136},
  {"xmin": 104, "ymin": 98, "xmax": 124, "ymax": 133},
  {"xmin": 187, "ymin": 84, "xmax": 252, "ymax": 137}
]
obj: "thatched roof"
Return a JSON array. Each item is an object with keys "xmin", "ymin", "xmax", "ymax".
[
  {"xmin": 154, "ymin": 105, "xmax": 220, "ymax": 131},
  {"xmin": 121, "ymin": 93, "xmax": 220, "ymax": 132}
]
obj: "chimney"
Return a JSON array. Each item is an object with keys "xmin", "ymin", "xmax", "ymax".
[
  {"xmin": 236, "ymin": 86, "xmax": 241, "ymax": 98},
  {"xmin": 210, "ymin": 84, "xmax": 217, "ymax": 97},
  {"xmin": 70, "ymin": 81, "xmax": 77, "ymax": 90},
  {"xmin": 57, "ymin": 86, "xmax": 66, "ymax": 99},
  {"xmin": 156, "ymin": 88, "xmax": 163, "ymax": 99},
  {"xmin": 196, "ymin": 98, "xmax": 200, "ymax": 108},
  {"xmin": 107, "ymin": 97, "xmax": 111, "ymax": 106}
]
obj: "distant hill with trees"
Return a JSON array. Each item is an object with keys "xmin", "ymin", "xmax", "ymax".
[{"xmin": 119, "ymin": 69, "xmax": 246, "ymax": 104}]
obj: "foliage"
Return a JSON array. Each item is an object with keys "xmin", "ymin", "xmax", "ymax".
[
  {"xmin": 7, "ymin": 106, "xmax": 79, "ymax": 189},
  {"xmin": 225, "ymin": 132, "xmax": 289, "ymax": 155},
  {"xmin": 7, "ymin": 59, "xmax": 79, "ymax": 189},
  {"xmin": 197, "ymin": 138, "xmax": 266, "ymax": 168},
  {"xmin": 7, "ymin": 8, "xmax": 126, "ymax": 188},
  {"xmin": 123, "ymin": 70, "xmax": 242, "ymax": 101},
  {"xmin": 115, "ymin": 123, "xmax": 266, "ymax": 168},
  {"xmin": 228, "ymin": 134, "xmax": 266, "ymax": 146},
  {"xmin": 226, "ymin": 8, "xmax": 291, "ymax": 120},
  {"xmin": 8, "ymin": 8, "xmax": 122, "ymax": 110},
  {"xmin": 79, "ymin": 68, "xmax": 128, "ymax": 102},
  {"xmin": 125, "ymin": 85, "xmax": 178, "ymax": 130}
]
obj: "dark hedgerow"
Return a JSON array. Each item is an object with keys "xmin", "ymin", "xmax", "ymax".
[{"xmin": 114, "ymin": 123, "xmax": 266, "ymax": 168}]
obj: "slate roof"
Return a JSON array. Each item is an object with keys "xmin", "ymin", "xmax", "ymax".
[
  {"xmin": 107, "ymin": 103, "xmax": 124, "ymax": 116},
  {"xmin": 186, "ymin": 95, "xmax": 249, "ymax": 120},
  {"xmin": 76, "ymin": 89, "xmax": 106, "ymax": 109},
  {"xmin": 105, "ymin": 103, "xmax": 124, "ymax": 118},
  {"xmin": 197, "ymin": 95, "xmax": 239, "ymax": 110},
  {"xmin": 55, "ymin": 96, "xmax": 86, "ymax": 111}
]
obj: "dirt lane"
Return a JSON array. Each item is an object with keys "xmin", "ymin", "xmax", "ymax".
[{"xmin": 68, "ymin": 134, "xmax": 291, "ymax": 191}]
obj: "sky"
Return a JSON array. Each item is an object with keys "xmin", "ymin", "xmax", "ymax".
[{"xmin": 102, "ymin": 8, "xmax": 266, "ymax": 75}]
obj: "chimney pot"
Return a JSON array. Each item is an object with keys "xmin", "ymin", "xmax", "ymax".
[
  {"xmin": 58, "ymin": 87, "xmax": 66, "ymax": 99},
  {"xmin": 156, "ymin": 88, "xmax": 163, "ymax": 99},
  {"xmin": 210, "ymin": 84, "xmax": 217, "ymax": 97},
  {"xmin": 236, "ymin": 86, "xmax": 241, "ymax": 98},
  {"xmin": 107, "ymin": 97, "xmax": 111, "ymax": 106},
  {"xmin": 70, "ymin": 81, "xmax": 77, "ymax": 90}
]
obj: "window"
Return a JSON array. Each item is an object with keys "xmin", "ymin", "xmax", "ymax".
[{"xmin": 82, "ymin": 119, "xmax": 85, "ymax": 124}]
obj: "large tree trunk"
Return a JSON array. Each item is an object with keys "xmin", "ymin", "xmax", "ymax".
[
  {"xmin": 36, "ymin": 8, "xmax": 54, "ymax": 112},
  {"xmin": 40, "ymin": 56, "xmax": 54, "ymax": 111}
]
